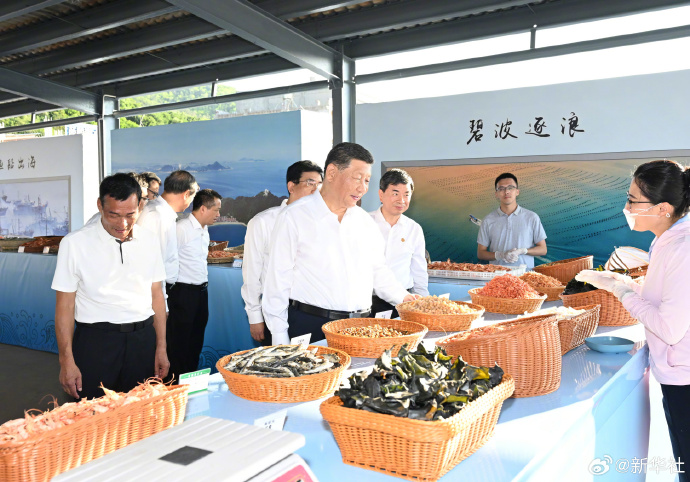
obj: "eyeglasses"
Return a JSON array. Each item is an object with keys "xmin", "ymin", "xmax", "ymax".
[
  {"xmin": 147, "ymin": 188, "xmax": 160, "ymax": 198},
  {"xmin": 625, "ymin": 192, "xmax": 652, "ymax": 205},
  {"xmin": 496, "ymin": 186, "xmax": 517, "ymax": 193},
  {"xmin": 296, "ymin": 179, "xmax": 323, "ymax": 187}
]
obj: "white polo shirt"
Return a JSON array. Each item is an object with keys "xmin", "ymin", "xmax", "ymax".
[
  {"xmin": 241, "ymin": 199, "xmax": 288, "ymax": 325},
  {"xmin": 176, "ymin": 213, "xmax": 210, "ymax": 285},
  {"xmin": 51, "ymin": 222, "xmax": 166, "ymax": 324},
  {"xmin": 137, "ymin": 197, "xmax": 179, "ymax": 284},
  {"xmin": 369, "ymin": 207, "xmax": 429, "ymax": 296}
]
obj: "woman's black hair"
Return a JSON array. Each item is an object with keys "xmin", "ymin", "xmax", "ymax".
[{"xmin": 633, "ymin": 160, "xmax": 690, "ymax": 219}]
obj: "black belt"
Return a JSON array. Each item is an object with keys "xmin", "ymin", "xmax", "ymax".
[
  {"xmin": 167, "ymin": 282, "xmax": 208, "ymax": 291},
  {"xmin": 78, "ymin": 317, "xmax": 154, "ymax": 333},
  {"xmin": 289, "ymin": 299, "xmax": 371, "ymax": 320}
]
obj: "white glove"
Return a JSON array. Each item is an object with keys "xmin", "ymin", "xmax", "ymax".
[
  {"xmin": 507, "ymin": 248, "xmax": 528, "ymax": 262},
  {"xmin": 271, "ymin": 331, "xmax": 290, "ymax": 346},
  {"xmin": 575, "ymin": 270, "xmax": 635, "ymax": 301},
  {"xmin": 495, "ymin": 251, "xmax": 514, "ymax": 264}
]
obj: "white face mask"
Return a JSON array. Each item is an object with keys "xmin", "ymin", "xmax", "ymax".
[{"xmin": 622, "ymin": 203, "xmax": 660, "ymax": 230}]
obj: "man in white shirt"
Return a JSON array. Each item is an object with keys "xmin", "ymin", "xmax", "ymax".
[
  {"xmin": 137, "ymin": 170, "xmax": 198, "ymax": 299},
  {"xmin": 262, "ymin": 143, "xmax": 419, "ymax": 345},
  {"xmin": 477, "ymin": 173, "xmax": 547, "ymax": 269},
  {"xmin": 370, "ymin": 169, "xmax": 429, "ymax": 317},
  {"xmin": 52, "ymin": 173, "xmax": 168, "ymax": 400},
  {"xmin": 242, "ymin": 160, "xmax": 324, "ymax": 344},
  {"xmin": 141, "ymin": 171, "xmax": 162, "ymax": 201},
  {"xmin": 167, "ymin": 189, "xmax": 222, "ymax": 381}
]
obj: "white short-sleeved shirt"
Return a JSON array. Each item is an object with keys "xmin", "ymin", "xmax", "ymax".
[
  {"xmin": 51, "ymin": 222, "xmax": 166, "ymax": 323},
  {"xmin": 477, "ymin": 205, "xmax": 547, "ymax": 269},
  {"xmin": 136, "ymin": 197, "xmax": 179, "ymax": 284},
  {"xmin": 176, "ymin": 213, "xmax": 210, "ymax": 285},
  {"xmin": 369, "ymin": 208, "xmax": 429, "ymax": 296}
]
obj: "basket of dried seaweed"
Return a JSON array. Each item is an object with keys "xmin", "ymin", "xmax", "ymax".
[
  {"xmin": 320, "ymin": 345, "xmax": 514, "ymax": 482},
  {"xmin": 533, "ymin": 255, "xmax": 593, "ymax": 284},
  {"xmin": 468, "ymin": 275, "xmax": 547, "ymax": 315},
  {"xmin": 322, "ymin": 318, "xmax": 428, "ymax": 358},
  {"xmin": 396, "ymin": 296, "xmax": 484, "ymax": 331},
  {"xmin": 216, "ymin": 345, "xmax": 351, "ymax": 403},
  {"xmin": 560, "ymin": 273, "xmax": 637, "ymax": 326},
  {"xmin": 436, "ymin": 314, "xmax": 561, "ymax": 397}
]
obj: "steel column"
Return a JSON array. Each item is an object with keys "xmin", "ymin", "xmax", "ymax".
[
  {"xmin": 331, "ymin": 50, "xmax": 355, "ymax": 144},
  {"xmin": 98, "ymin": 97, "xmax": 117, "ymax": 181}
]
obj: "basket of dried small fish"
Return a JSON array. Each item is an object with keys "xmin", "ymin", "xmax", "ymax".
[
  {"xmin": 320, "ymin": 345, "xmax": 514, "ymax": 482},
  {"xmin": 216, "ymin": 345, "xmax": 351, "ymax": 403},
  {"xmin": 322, "ymin": 318, "xmax": 428, "ymax": 358},
  {"xmin": 533, "ymin": 255, "xmax": 594, "ymax": 284},
  {"xmin": 396, "ymin": 296, "xmax": 484, "ymax": 332}
]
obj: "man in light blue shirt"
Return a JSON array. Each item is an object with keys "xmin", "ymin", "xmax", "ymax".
[{"xmin": 477, "ymin": 173, "xmax": 547, "ymax": 269}]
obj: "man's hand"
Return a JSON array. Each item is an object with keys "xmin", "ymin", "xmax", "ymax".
[
  {"xmin": 403, "ymin": 293, "xmax": 421, "ymax": 302},
  {"xmin": 509, "ymin": 247, "xmax": 528, "ymax": 257},
  {"xmin": 155, "ymin": 347, "xmax": 170, "ymax": 380},
  {"xmin": 250, "ymin": 322, "xmax": 266, "ymax": 342},
  {"xmin": 59, "ymin": 359, "xmax": 82, "ymax": 399},
  {"xmin": 495, "ymin": 251, "xmax": 513, "ymax": 264}
]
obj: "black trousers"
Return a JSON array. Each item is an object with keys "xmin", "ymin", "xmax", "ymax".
[
  {"xmin": 371, "ymin": 295, "xmax": 399, "ymax": 319},
  {"xmin": 661, "ymin": 383, "xmax": 690, "ymax": 482},
  {"xmin": 72, "ymin": 319, "xmax": 156, "ymax": 400},
  {"xmin": 166, "ymin": 282, "xmax": 209, "ymax": 382},
  {"xmin": 285, "ymin": 305, "xmax": 329, "ymax": 343}
]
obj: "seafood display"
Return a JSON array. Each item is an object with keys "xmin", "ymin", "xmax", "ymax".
[
  {"xmin": 207, "ymin": 250, "xmax": 241, "ymax": 259},
  {"xmin": 562, "ymin": 266, "xmax": 627, "ymax": 295},
  {"xmin": 519, "ymin": 271, "xmax": 563, "ymax": 288},
  {"xmin": 477, "ymin": 274, "xmax": 542, "ymax": 299},
  {"xmin": 338, "ymin": 325, "xmax": 409, "ymax": 338},
  {"xmin": 401, "ymin": 295, "xmax": 479, "ymax": 315},
  {"xmin": 428, "ymin": 260, "xmax": 512, "ymax": 272},
  {"xmin": 517, "ymin": 306, "xmax": 586, "ymax": 320},
  {"xmin": 442, "ymin": 324, "xmax": 509, "ymax": 342},
  {"xmin": 336, "ymin": 344, "xmax": 504, "ymax": 420},
  {"xmin": 223, "ymin": 345, "xmax": 341, "ymax": 378},
  {"xmin": 0, "ymin": 379, "xmax": 169, "ymax": 443}
]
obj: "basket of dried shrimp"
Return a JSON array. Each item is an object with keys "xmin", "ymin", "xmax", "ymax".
[
  {"xmin": 396, "ymin": 296, "xmax": 484, "ymax": 332},
  {"xmin": 436, "ymin": 314, "xmax": 561, "ymax": 397},
  {"xmin": 560, "ymin": 290, "xmax": 637, "ymax": 326},
  {"xmin": 320, "ymin": 374, "xmax": 515, "ymax": 482},
  {"xmin": 468, "ymin": 275, "xmax": 547, "ymax": 315},
  {"xmin": 322, "ymin": 318, "xmax": 428, "ymax": 358},
  {"xmin": 533, "ymin": 255, "xmax": 594, "ymax": 284},
  {"xmin": 0, "ymin": 381, "xmax": 188, "ymax": 482},
  {"xmin": 519, "ymin": 271, "xmax": 565, "ymax": 302},
  {"xmin": 216, "ymin": 345, "xmax": 351, "ymax": 403}
]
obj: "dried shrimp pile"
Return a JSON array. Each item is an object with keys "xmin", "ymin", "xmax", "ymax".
[
  {"xmin": 520, "ymin": 271, "xmax": 564, "ymax": 288},
  {"xmin": 338, "ymin": 325, "xmax": 409, "ymax": 338},
  {"xmin": 403, "ymin": 296, "xmax": 479, "ymax": 315},
  {"xmin": 428, "ymin": 260, "xmax": 512, "ymax": 272},
  {"xmin": 477, "ymin": 274, "xmax": 542, "ymax": 299},
  {"xmin": 444, "ymin": 324, "xmax": 508, "ymax": 342},
  {"xmin": 208, "ymin": 251, "xmax": 241, "ymax": 259},
  {"xmin": 0, "ymin": 379, "xmax": 169, "ymax": 443}
]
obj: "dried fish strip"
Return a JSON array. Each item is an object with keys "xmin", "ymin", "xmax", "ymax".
[{"xmin": 224, "ymin": 345, "xmax": 340, "ymax": 378}]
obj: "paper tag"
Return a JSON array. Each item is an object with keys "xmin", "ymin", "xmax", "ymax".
[
  {"xmin": 18, "ymin": 246, "xmax": 25, "ymax": 253},
  {"xmin": 178, "ymin": 368, "xmax": 211, "ymax": 394},
  {"xmin": 254, "ymin": 409, "xmax": 287, "ymax": 431},
  {"xmin": 232, "ymin": 259, "xmax": 243, "ymax": 268},
  {"xmin": 42, "ymin": 246, "xmax": 50, "ymax": 254},
  {"xmin": 439, "ymin": 293, "xmax": 451, "ymax": 299},
  {"xmin": 290, "ymin": 333, "xmax": 311, "ymax": 347},
  {"xmin": 375, "ymin": 310, "xmax": 393, "ymax": 319}
]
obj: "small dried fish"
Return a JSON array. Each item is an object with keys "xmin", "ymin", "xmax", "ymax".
[{"xmin": 224, "ymin": 345, "xmax": 340, "ymax": 378}]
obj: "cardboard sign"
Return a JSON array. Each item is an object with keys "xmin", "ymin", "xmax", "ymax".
[
  {"xmin": 178, "ymin": 368, "xmax": 211, "ymax": 394},
  {"xmin": 42, "ymin": 246, "xmax": 50, "ymax": 254},
  {"xmin": 439, "ymin": 293, "xmax": 451, "ymax": 299},
  {"xmin": 18, "ymin": 246, "xmax": 25, "ymax": 253},
  {"xmin": 232, "ymin": 259, "xmax": 243, "ymax": 268},
  {"xmin": 290, "ymin": 333, "xmax": 311, "ymax": 347},
  {"xmin": 375, "ymin": 310, "xmax": 393, "ymax": 319},
  {"xmin": 254, "ymin": 409, "xmax": 287, "ymax": 431}
]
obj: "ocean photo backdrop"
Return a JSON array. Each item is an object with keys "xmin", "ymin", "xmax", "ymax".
[
  {"xmin": 403, "ymin": 158, "xmax": 668, "ymax": 267},
  {"xmin": 112, "ymin": 112, "xmax": 302, "ymax": 246}
]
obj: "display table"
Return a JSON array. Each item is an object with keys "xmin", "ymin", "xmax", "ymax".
[
  {"xmin": 0, "ymin": 253, "xmax": 479, "ymax": 371},
  {"xmin": 185, "ymin": 309, "xmax": 650, "ymax": 482}
]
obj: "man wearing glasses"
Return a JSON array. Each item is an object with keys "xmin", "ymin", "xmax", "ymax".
[
  {"xmin": 477, "ymin": 172, "xmax": 547, "ymax": 269},
  {"xmin": 242, "ymin": 160, "xmax": 323, "ymax": 344},
  {"xmin": 141, "ymin": 172, "xmax": 162, "ymax": 201}
]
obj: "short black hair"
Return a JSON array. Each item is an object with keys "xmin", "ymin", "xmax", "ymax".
[
  {"xmin": 286, "ymin": 160, "xmax": 323, "ymax": 185},
  {"xmin": 380, "ymin": 169, "xmax": 414, "ymax": 192},
  {"xmin": 192, "ymin": 189, "xmax": 222, "ymax": 211},
  {"xmin": 495, "ymin": 173, "xmax": 518, "ymax": 189},
  {"xmin": 324, "ymin": 142, "xmax": 374, "ymax": 171},
  {"xmin": 127, "ymin": 172, "xmax": 148, "ymax": 198},
  {"xmin": 163, "ymin": 170, "xmax": 197, "ymax": 194},
  {"xmin": 634, "ymin": 160, "xmax": 690, "ymax": 219},
  {"xmin": 99, "ymin": 173, "xmax": 142, "ymax": 205},
  {"xmin": 140, "ymin": 171, "xmax": 161, "ymax": 185}
]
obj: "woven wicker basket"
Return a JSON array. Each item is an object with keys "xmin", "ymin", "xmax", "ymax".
[
  {"xmin": 0, "ymin": 385, "xmax": 188, "ymax": 482},
  {"xmin": 560, "ymin": 290, "xmax": 637, "ymax": 326},
  {"xmin": 208, "ymin": 240, "xmax": 229, "ymax": 252},
  {"xmin": 322, "ymin": 318, "xmax": 428, "ymax": 358},
  {"xmin": 436, "ymin": 315, "xmax": 561, "ymax": 397},
  {"xmin": 216, "ymin": 345, "xmax": 351, "ymax": 403},
  {"xmin": 396, "ymin": 301, "xmax": 484, "ymax": 332},
  {"xmin": 556, "ymin": 304, "xmax": 601, "ymax": 355},
  {"xmin": 467, "ymin": 288, "xmax": 546, "ymax": 315},
  {"xmin": 533, "ymin": 255, "xmax": 594, "ymax": 284},
  {"xmin": 320, "ymin": 375, "xmax": 514, "ymax": 482},
  {"xmin": 536, "ymin": 285, "xmax": 565, "ymax": 302}
]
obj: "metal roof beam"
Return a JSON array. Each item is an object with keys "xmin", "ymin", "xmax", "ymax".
[
  {"xmin": 251, "ymin": 0, "xmax": 363, "ymax": 18},
  {"xmin": 0, "ymin": 114, "xmax": 98, "ymax": 134},
  {"xmin": 0, "ymin": 0, "xmax": 180, "ymax": 57},
  {"xmin": 0, "ymin": 0, "xmax": 67, "ymax": 23},
  {"xmin": 0, "ymin": 100, "xmax": 59, "ymax": 119},
  {"xmin": 0, "ymin": 66, "xmax": 98, "ymax": 114},
  {"xmin": 167, "ymin": 0, "xmax": 343, "ymax": 80}
]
